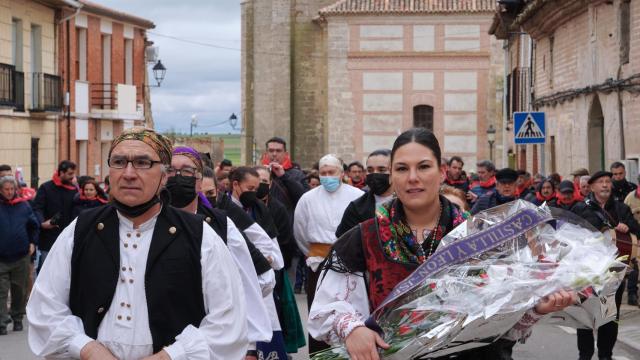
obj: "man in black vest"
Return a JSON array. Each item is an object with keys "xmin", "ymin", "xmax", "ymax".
[
  {"xmin": 168, "ymin": 146, "xmax": 273, "ymax": 360},
  {"xmin": 26, "ymin": 128, "xmax": 248, "ymax": 360}
]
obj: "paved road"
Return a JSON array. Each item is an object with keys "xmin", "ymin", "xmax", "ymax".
[{"xmin": 2, "ymin": 296, "xmax": 638, "ymax": 360}]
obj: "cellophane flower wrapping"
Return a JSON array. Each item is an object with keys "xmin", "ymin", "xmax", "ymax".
[{"xmin": 311, "ymin": 200, "xmax": 626, "ymax": 360}]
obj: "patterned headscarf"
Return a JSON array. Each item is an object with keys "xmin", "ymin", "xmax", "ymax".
[
  {"xmin": 109, "ymin": 127, "xmax": 173, "ymax": 166},
  {"xmin": 172, "ymin": 146, "xmax": 203, "ymax": 173}
]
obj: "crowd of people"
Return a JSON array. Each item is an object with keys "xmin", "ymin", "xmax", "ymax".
[{"xmin": 0, "ymin": 126, "xmax": 637, "ymax": 360}]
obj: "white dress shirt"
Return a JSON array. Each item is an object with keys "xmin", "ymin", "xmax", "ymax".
[
  {"xmin": 27, "ymin": 210, "xmax": 248, "ymax": 360},
  {"xmin": 223, "ymin": 217, "xmax": 273, "ymax": 346}
]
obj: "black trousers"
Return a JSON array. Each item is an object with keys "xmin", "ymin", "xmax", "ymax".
[{"xmin": 576, "ymin": 280, "xmax": 625, "ymax": 359}]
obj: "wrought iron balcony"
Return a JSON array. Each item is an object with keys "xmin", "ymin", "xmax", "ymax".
[
  {"xmin": 0, "ymin": 64, "xmax": 26, "ymax": 111},
  {"xmin": 0, "ymin": 63, "xmax": 17, "ymax": 107},
  {"xmin": 31, "ymin": 73, "xmax": 63, "ymax": 112},
  {"xmin": 14, "ymin": 70, "xmax": 25, "ymax": 112}
]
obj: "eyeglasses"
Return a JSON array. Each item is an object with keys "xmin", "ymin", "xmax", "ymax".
[
  {"xmin": 108, "ymin": 157, "xmax": 163, "ymax": 169},
  {"xmin": 167, "ymin": 167, "xmax": 201, "ymax": 179}
]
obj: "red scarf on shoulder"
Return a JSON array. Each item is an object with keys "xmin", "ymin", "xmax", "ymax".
[
  {"xmin": 535, "ymin": 192, "xmax": 556, "ymax": 203},
  {"xmin": 479, "ymin": 176, "xmax": 496, "ymax": 189},
  {"xmin": 52, "ymin": 172, "xmax": 77, "ymax": 191},
  {"xmin": 260, "ymin": 153, "xmax": 293, "ymax": 170},
  {"xmin": 445, "ymin": 175, "xmax": 466, "ymax": 186}
]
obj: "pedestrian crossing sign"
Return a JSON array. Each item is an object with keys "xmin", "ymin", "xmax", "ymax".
[{"xmin": 514, "ymin": 112, "xmax": 546, "ymax": 144}]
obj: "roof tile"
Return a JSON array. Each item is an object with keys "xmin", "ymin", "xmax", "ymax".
[{"xmin": 319, "ymin": 0, "xmax": 497, "ymax": 16}]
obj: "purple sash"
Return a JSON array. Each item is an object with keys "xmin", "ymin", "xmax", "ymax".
[{"xmin": 371, "ymin": 208, "xmax": 552, "ymax": 320}]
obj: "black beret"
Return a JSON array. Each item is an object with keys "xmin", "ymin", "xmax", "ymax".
[
  {"xmin": 495, "ymin": 168, "xmax": 518, "ymax": 183},
  {"xmin": 588, "ymin": 171, "xmax": 613, "ymax": 184}
]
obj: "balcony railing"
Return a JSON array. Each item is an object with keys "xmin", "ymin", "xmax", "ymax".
[
  {"xmin": 13, "ymin": 70, "xmax": 24, "ymax": 112},
  {"xmin": 91, "ymin": 83, "xmax": 140, "ymax": 115},
  {"xmin": 31, "ymin": 73, "xmax": 63, "ymax": 112},
  {"xmin": 91, "ymin": 83, "xmax": 117, "ymax": 110},
  {"xmin": 0, "ymin": 63, "xmax": 15, "ymax": 106}
]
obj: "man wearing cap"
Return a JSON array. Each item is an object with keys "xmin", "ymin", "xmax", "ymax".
[
  {"xmin": 26, "ymin": 128, "xmax": 248, "ymax": 360},
  {"xmin": 571, "ymin": 168, "xmax": 590, "ymax": 201},
  {"xmin": 555, "ymin": 180, "xmax": 580, "ymax": 211},
  {"xmin": 293, "ymin": 154, "xmax": 363, "ymax": 353},
  {"xmin": 470, "ymin": 168, "xmax": 518, "ymax": 215},
  {"xmin": 572, "ymin": 170, "xmax": 640, "ymax": 358}
]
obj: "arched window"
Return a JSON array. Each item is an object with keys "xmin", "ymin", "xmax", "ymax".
[
  {"xmin": 413, "ymin": 105, "xmax": 434, "ymax": 131},
  {"xmin": 588, "ymin": 95, "xmax": 605, "ymax": 172}
]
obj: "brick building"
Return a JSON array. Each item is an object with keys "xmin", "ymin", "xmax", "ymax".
[
  {"xmin": 491, "ymin": 0, "xmax": 640, "ymax": 178},
  {"xmin": 241, "ymin": 0, "xmax": 505, "ymax": 169},
  {"xmin": 58, "ymin": 1, "xmax": 154, "ymax": 181},
  {"xmin": 1, "ymin": 0, "xmax": 155, "ymax": 187},
  {"xmin": 0, "ymin": 0, "xmax": 64, "ymax": 187}
]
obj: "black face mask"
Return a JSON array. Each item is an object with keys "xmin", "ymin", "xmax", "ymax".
[
  {"xmin": 239, "ymin": 191, "xmax": 258, "ymax": 208},
  {"xmin": 113, "ymin": 196, "xmax": 160, "ymax": 218},
  {"xmin": 256, "ymin": 183, "xmax": 270, "ymax": 200},
  {"xmin": 166, "ymin": 175, "xmax": 197, "ymax": 208},
  {"xmin": 366, "ymin": 173, "xmax": 391, "ymax": 196}
]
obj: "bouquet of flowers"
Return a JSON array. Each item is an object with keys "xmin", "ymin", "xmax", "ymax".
[{"xmin": 312, "ymin": 200, "xmax": 626, "ymax": 360}]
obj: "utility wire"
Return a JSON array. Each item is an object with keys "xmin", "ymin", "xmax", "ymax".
[{"xmin": 148, "ymin": 30, "xmax": 489, "ymax": 59}]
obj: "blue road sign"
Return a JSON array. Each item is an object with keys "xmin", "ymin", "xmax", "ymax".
[{"xmin": 514, "ymin": 112, "xmax": 545, "ymax": 144}]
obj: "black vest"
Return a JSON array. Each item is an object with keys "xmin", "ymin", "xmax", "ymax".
[
  {"xmin": 70, "ymin": 205, "xmax": 206, "ymax": 353},
  {"xmin": 197, "ymin": 203, "xmax": 228, "ymax": 243}
]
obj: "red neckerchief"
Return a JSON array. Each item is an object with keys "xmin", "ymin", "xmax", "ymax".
[
  {"xmin": 52, "ymin": 172, "xmax": 77, "ymax": 191},
  {"xmin": 445, "ymin": 174, "xmax": 466, "ymax": 186},
  {"xmin": 535, "ymin": 192, "xmax": 556, "ymax": 202},
  {"xmin": 516, "ymin": 180, "xmax": 532, "ymax": 197},
  {"xmin": 556, "ymin": 196, "xmax": 576, "ymax": 206},
  {"xmin": 0, "ymin": 194, "xmax": 29, "ymax": 205},
  {"xmin": 351, "ymin": 178, "xmax": 366, "ymax": 189},
  {"xmin": 80, "ymin": 194, "xmax": 108, "ymax": 204},
  {"xmin": 479, "ymin": 176, "xmax": 496, "ymax": 189},
  {"xmin": 260, "ymin": 153, "xmax": 293, "ymax": 171}
]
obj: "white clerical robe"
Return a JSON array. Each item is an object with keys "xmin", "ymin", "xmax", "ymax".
[
  {"xmin": 293, "ymin": 184, "xmax": 363, "ymax": 270},
  {"xmin": 27, "ymin": 211, "xmax": 248, "ymax": 360}
]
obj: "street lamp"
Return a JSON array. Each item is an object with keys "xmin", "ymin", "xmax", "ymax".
[
  {"xmin": 487, "ymin": 124, "xmax": 497, "ymax": 162},
  {"xmin": 190, "ymin": 114, "xmax": 198, "ymax": 137},
  {"xmin": 229, "ymin": 113, "xmax": 238, "ymax": 130},
  {"xmin": 150, "ymin": 60, "xmax": 166, "ymax": 87}
]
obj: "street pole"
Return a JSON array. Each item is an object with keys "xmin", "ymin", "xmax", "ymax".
[{"xmin": 489, "ymin": 141, "xmax": 495, "ymax": 162}]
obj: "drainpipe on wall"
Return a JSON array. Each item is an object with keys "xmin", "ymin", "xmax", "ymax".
[
  {"xmin": 58, "ymin": 2, "xmax": 83, "ymax": 160},
  {"xmin": 616, "ymin": 65, "xmax": 626, "ymax": 160},
  {"xmin": 502, "ymin": 38, "xmax": 510, "ymax": 169}
]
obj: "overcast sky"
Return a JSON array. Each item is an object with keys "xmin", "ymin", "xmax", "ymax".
[{"xmin": 100, "ymin": 0, "xmax": 242, "ymax": 134}]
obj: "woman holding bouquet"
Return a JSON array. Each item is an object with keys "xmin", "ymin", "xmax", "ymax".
[{"xmin": 308, "ymin": 128, "xmax": 576, "ymax": 360}]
